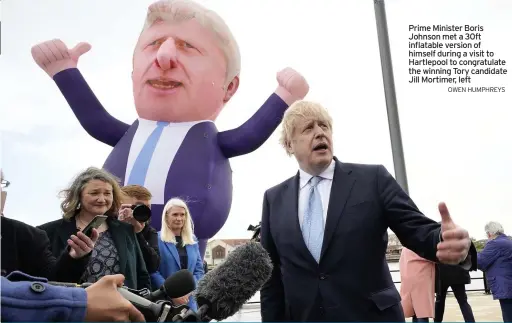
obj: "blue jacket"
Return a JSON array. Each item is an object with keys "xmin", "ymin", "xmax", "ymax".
[
  {"xmin": 151, "ymin": 232, "xmax": 204, "ymax": 310},
  {"xmin": 1, "ymin": 271, "xmax": 87, "ymax": 322},
  {"xmin": 477, "ymin": 234, "xmax": 512, "ymax": 299}
]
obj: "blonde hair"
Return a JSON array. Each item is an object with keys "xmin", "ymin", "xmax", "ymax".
[
  {"xmin": 60, "ymin": 167, "xmax": 124, "ymax": 220},
  {"xmin": 160, "ymin": 197, "xmax": 196, "ymax": 245},
  {"xmin": 279, "ymin": 100, "xmax": 333, "ymax": 156},
  {"xmin": 137, "ymin": 0, "xmax": 241, "ymax": 86}
]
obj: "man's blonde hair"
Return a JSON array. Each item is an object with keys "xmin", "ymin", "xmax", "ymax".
[
  {"xmin": 138, "ymin": 0, "xmax": 241, "ymax": 85},
  {"xmin": 279, "ymin": 100, "xmax": 333, "ymax": 156}
]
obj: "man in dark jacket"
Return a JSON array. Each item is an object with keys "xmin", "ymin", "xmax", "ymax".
[
  {"xmin": 434, "ymin": 263, "xmax": 475, "ymax": 322},
  {"xmin": 120, "ymin": 185, "xmax": 160, "ymax": 274}
]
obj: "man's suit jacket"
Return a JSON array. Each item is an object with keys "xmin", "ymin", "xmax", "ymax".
[
  {"xmin": 1, "ymin": 216, "xmax": 88, "ymax": 282},
  {"xmin": 260, "ymin": 157, "xmax": 477, "ymax": 322},
  {"xmin": 150, "ymin": 232, "xmax": 204, "ymax": 310},
  {"xmin": 38, "ymin": 216, "xmax": 151, "ymax": 290}
]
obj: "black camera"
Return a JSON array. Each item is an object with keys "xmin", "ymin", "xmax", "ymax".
[
  {"xmin": 247, "ymin": 222, "xmax": 261, "ymax": 242},
  {"xmin": 131, "ymin": 204, "xmax": 152, "ymax": 222}
]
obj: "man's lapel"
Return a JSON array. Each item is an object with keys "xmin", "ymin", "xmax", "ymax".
[{"xmin": 320, "ymin": 157, "xmax": 356, "ymax": 260}]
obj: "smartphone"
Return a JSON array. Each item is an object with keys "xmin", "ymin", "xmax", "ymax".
[{"xmin": 81, "ymin": 215, "xmax": 108, "ymax": 237}]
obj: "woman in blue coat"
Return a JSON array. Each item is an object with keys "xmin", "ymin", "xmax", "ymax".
[{"xmin": 151, "ymin": 198, "xmax": 204, "ymax": 310}]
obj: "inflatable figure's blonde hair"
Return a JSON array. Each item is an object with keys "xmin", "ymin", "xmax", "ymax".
[{"xmin": 138, "ymin": 0, "xmax": 241, "ymax": 85}]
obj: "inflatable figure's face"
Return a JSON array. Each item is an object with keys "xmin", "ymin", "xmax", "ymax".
[{"xmin": 132, "ymin": 19, "xmax": 236, "ymax": 122}]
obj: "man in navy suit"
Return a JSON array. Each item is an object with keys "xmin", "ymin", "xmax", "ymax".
[{"xmin": 259, "ymin": 101, "xmax": 477, "ymax": 322}]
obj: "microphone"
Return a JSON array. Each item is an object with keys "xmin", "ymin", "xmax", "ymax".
[
  {"xmin": 148, "ymin": 269, "xmax": 196, "ymax": 301},
  {"xmin": 193, "ymin": 241, "xmax": 273, "ymax": 321},
  {"xmin": 48, "ymin": 281, "xmax": 169, "ymax": 321},
  {"xmin": 48, "ymin": 269, "xmax": 195, "ymax": 302}
]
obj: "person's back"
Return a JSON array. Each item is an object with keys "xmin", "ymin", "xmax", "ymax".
[
  {"xmin": 478, "ymin": 222, "xmax": 512, "ymax": 322},
  {"xmin": 482, "ymin": 235, "xmax": 512, "ymax": 289}
]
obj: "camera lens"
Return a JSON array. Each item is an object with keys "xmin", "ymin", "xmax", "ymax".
[{"xmin": 131, "ymin": 204, "xmax": 152, "ymax": 222}]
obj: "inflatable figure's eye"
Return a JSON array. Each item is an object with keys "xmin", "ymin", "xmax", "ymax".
[
  {"xmin": 177, "ymin": 40, "xmax": 195, "ymax": 49},
  {"xmin": 149, "ymin": 39, "xmax": 163, "ymax": 46}
]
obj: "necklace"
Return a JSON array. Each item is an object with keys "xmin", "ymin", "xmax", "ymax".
[{"xmin": 76, "ymin": 215, "xmax": 91, "ymax": 231}]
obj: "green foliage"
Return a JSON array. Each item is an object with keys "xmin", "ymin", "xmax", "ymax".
[{"xmin": 474, "ymin": 240, "xmax": 486, "ymax": 252}]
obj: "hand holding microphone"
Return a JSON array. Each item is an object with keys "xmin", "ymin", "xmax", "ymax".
[{"xmin": 84, "ymin": 274, "xmax": 145, "ymax": 322}]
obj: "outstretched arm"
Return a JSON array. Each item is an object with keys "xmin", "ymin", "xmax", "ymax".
[
  {"xmin": 218, "ymin": 68, "xmax": 309, "ymax": 159},
  {"xmin": 32, "ymin": 39, "xmax": 129, "ymax": 147},
  {"xmin": 54, "ymin": 69, "xmax": 130, "ymax": 147}
]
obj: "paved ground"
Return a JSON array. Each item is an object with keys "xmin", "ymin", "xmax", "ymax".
[{"xmin": 221, "ymin": 292, "xmax": 503, "ymax": 322}]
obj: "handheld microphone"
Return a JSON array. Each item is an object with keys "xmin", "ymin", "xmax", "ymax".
[
  {"xmin": 48, "ymin": 269, "xmax": 195, "ymax": 302},
  {"xmin": 148, "ymin": 269, "xmax": 196, "ymax": 302},
  {"xmin": 193, "ymin": 241, "xmax": 273, "ymax": 321},
  {"xmin": 47, "ymin": 281, "xmax": 151, "ymax": 299},
  {"xmin": 48, "ymin": 281, "xmax": 169, "ymax": 321}
]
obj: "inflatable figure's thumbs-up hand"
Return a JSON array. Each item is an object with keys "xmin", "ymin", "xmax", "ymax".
[{"xmin": 31, "ymin": 39, "xmax": 91, "ymax": 78}]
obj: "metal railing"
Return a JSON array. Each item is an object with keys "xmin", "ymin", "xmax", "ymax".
[{"xmin": 245, "ymin": 269, "xmax": 489, "ymax": 305}]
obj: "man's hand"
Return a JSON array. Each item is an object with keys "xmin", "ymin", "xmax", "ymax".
[
  {"xmin": 436, "ymin": 202, "xmax": 471, "ymax": 265},
  {"xmin": 31, "ymin": 39, "xmax": 91, "ymax": 78},
  {"xmin": 119, "ymin": 204, "xmax": 145, "ymax": 233},
  {"xmin": 274, "ymin": 67, "xmax": 309, "ymax": 105},
  {"xmin": 84, "ymin": 274, "xmax": 145, "ymax": 322},
  {"xmin": 171, "ymin": 293, "xmax": 190, "ymax": 306},
  {"xmin": 68, "ymin": 230, "xmax": 98, "ymax": 259}
]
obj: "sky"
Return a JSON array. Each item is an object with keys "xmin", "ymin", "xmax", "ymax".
[{"xmin": 0, "ymin": 0, "xmax": 511, "ymax": 241}]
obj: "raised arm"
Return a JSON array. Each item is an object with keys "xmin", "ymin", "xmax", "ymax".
[
  {"xmin": 218, "ymin": 68, "xmax": 309, "ymax": 159},
  {"xmin": 31, "ymin": 39, "xmax": 129, "ymax": 147}
]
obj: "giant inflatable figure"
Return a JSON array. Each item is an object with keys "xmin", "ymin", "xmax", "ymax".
[{"xmin": 31, "ymin": 0, "xmax": 309, "ymax": 257}]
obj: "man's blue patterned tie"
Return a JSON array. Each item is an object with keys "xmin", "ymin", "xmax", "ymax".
[
  {"xmin": 127, "ymin": 121, "xmax": 169, "ymax": 185},
  {"xmin": 302, "ymin": 176, "xmax": 324, "ymax": 263}
]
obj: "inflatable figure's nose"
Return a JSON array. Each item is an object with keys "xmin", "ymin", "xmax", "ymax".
[{"xmin": 156, "ymin": 38, "xmax": 178, "ymax": 70}]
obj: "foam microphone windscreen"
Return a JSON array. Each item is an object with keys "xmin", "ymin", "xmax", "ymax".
[{"xmin": 194, "ymin": 241, "xmax": 273, "ymax": 321}]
